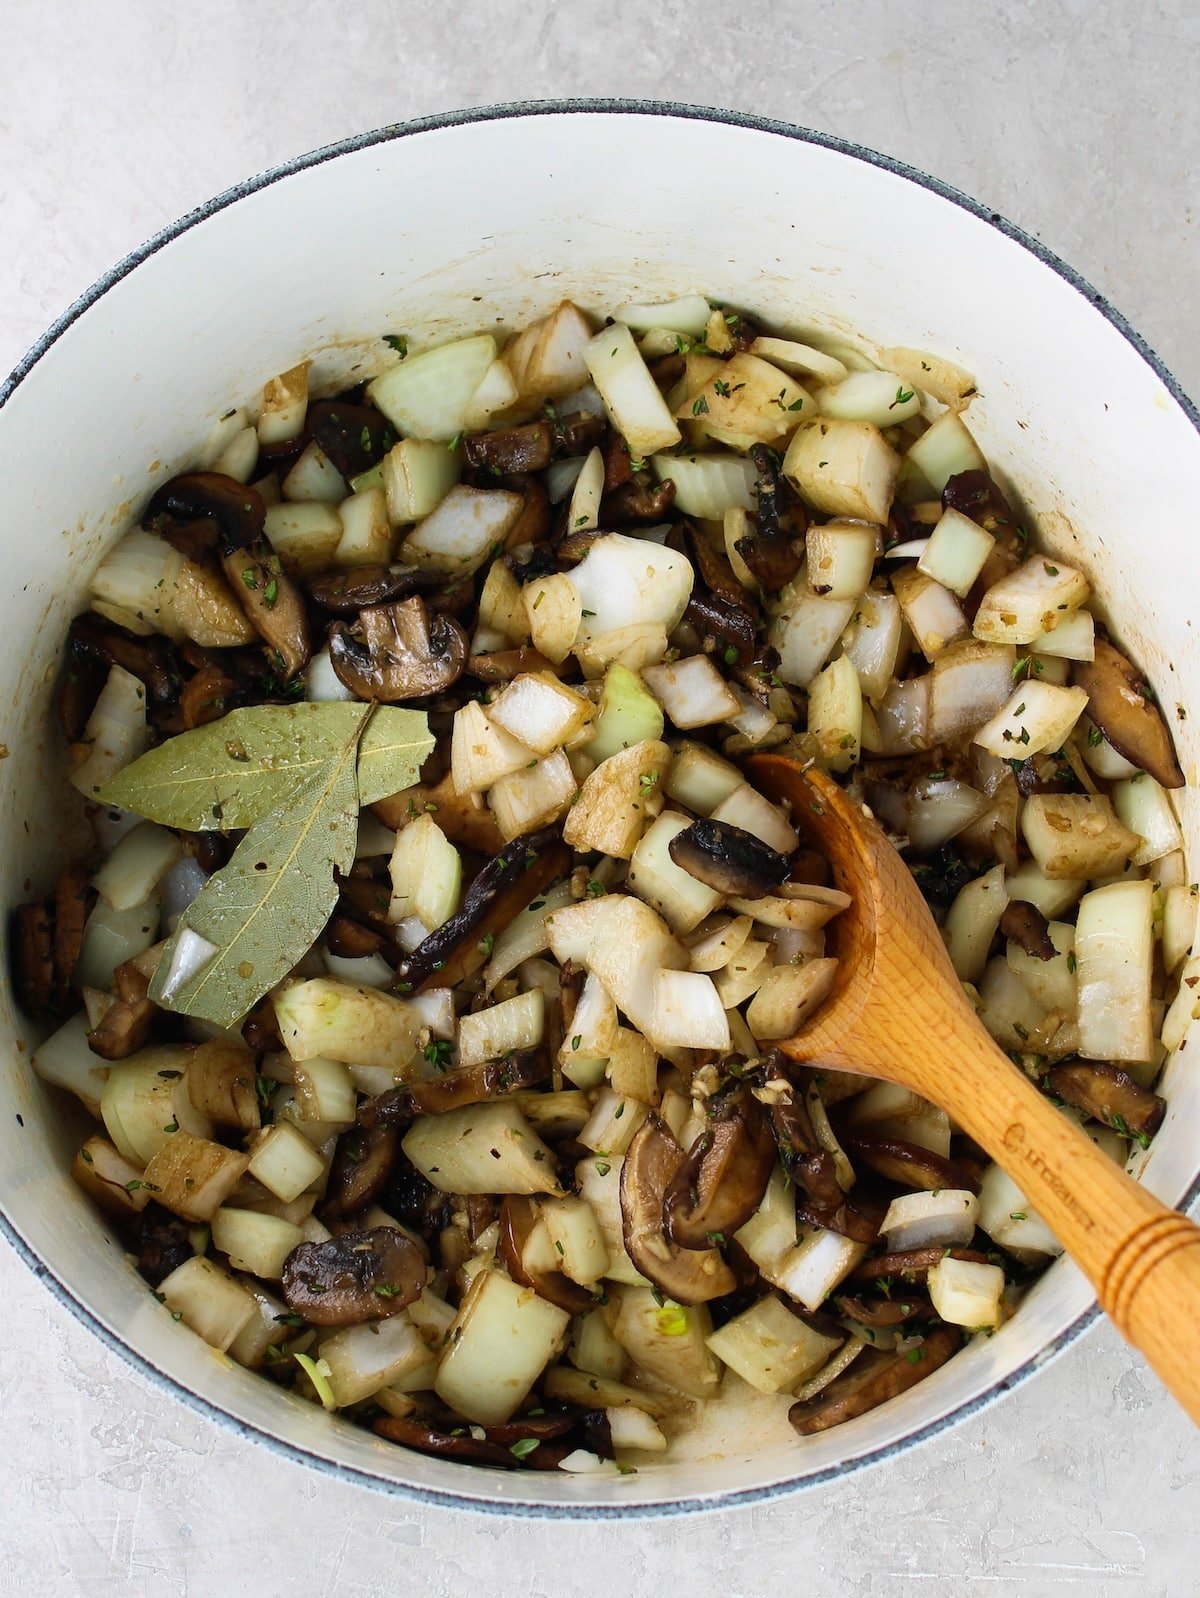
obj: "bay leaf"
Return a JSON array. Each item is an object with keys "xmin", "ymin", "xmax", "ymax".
[
  {"xmin": 98, "ymin": 702, "xmax": 434, "ymax": 830},
  {"xmin": 149, "ymin": 707, "xmax": 370, "ymax": 1027}
]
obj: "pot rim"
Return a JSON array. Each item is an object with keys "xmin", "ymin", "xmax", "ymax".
[{"xmin": 1, "ymin": 96, "xmax": 1197, "ymax": 1519}]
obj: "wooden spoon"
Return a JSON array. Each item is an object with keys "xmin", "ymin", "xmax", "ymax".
[{"xmin": 749, "ymin": 753, "xmax": 1200, "ymax": 1424}]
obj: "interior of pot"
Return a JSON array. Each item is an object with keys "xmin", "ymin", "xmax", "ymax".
[{"xmin": 1, "ymin": 107, "xmax": 1196, "ymax": 1514}]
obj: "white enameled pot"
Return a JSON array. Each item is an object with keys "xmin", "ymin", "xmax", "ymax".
[{"xmin": 1, "ymin": 103, "xmax": 1197, "ymax": 1517}]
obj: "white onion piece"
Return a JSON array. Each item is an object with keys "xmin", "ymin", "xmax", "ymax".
[
  {"xmin": 306, "ymin": 648, "xmax": 356, "ymax": 703},
  {"xmin": 322, "ymin": 951, "xmax": 395, "ymax": 990},
  {"xmin": 157, "ymin": 928, "xmax": 219, "ymax": 1004},
  {"xmin": 881, "ymin": 538, "xmax": 930, "ymax": 560},
  {"xmin": 545, "ymin": 456, "xmax": 587, "ymax": 504},
  {"xmin": 881, "ymin": 1189, "xmax": 979, "ymax": 1252}
]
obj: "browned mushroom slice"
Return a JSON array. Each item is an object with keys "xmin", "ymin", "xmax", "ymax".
[
  {"xmin": 999, "ymin": 900, "xmax": 1057, "ymax": 961},
  {"xmin": 221, "ymin": 542, "xmax": 310, "ymax": 679},
  {"xmin": 88, "ymin": 960, "xmax": 157, "ymax": 1060},
  {"xmin": 664, "ymin": 1086, "xmax": 776, "ymax": 1248},
  {"xmin": 67, "ymin": 613, "xmax": 183, "ymax": 715},
  {"xmin": 620, "ymin": 1116, "xmax": 737, "ymax": 1304},
  {"xmin": 364, "ymin": 1050, "xmax": 552, "ymax": 1128},
  {"xmin": 1046, "ymin": 1059, "xmax": 1165, "ymax": 1144},
  {"xmin": 144, "ymin": 472, "xmax": 266, "ymax": 556},
  {"xmin": 556, "ymin": 528, "xmax": 613, "ymax": 565},
  {"xmin": 502, "ymin": 475, "xmax": 552, "ymax": 551},
  {"xmin": 942, "ymin": 469, "xmax": 1022, "ymax": 545},
  {"xmin": 466, "ymin": 645, "xmax": 563, "ymax": 686},
  {"xmin": 736, "ymin": 444, "xmax": 806, "ymax": 591},
  {"xmin": 789, "ymin": 1324, "xmax": 962, "ymax": 1434},
  {"xmin": 328, "ymin": 596, "xmax": 467, "ymax": 702},
  {"xmin": 180, "ymin": 662, "xmax": 237, "ymax": 730},
  {"xmin": 57, "ymin": 635, "xmax": 110, "ymax": 741},
  {"xmin": 397, "ymin": 827, "xmax": 570, "ymax": 993},
  {"xmin": 307, "ymin": 565, "xmax": 439, "ymax": 615},
  {"xmin": 465, "ymin": 419, "xmax": 556, "ymax": 474},
  {"xmin": 137, "ymin": 1205, "xmax": 196, "ymax": 1287},
  {"xmin": 281, "ymin": 1226, "xmax": 426, "ymax": 1325},
  {"xmin": 602, "ymin": 432, "xmax": 635, "ymax": 492},
  {"xmin": 54, "ymin": 862, "xmax": 93, "ymax": 985},
  {"xmin": 373, "ymin": 1415, "xmax": 517, "ymax": 1467},
  {"xmin": 497, "ymin": 1194, "xmax": 597, "ymax": 1315},
  {"xmin": 762, "ymin": 1057, "xmax": 844, "ymax": 1211},
  {"xmin": 835, "ymin": 1292, "xmax": 933, "ymax": 1328},
  {"xmin": 1073, "ymin": 638, "xmax": 1184, "ymax": 789},
  {"xmin": 324, "ymin": 1122, "xmax": 399, "ymax": 1218},
  {"xmin": 683, "ymin": 589, "xmax": 758, "ymax": 653},
  {"xmin": 306, "ymin": 400, "xmax": 393, "ymax": 479},
  {"xmin": 601, "ymin": 476, "xmax": 677, "ymax": 525},
  {"xmin": 685, "ymin": 525, "xmax": 748, "ymax": 610},
  {"xmin": 849, "ymin": 1247, "xmax": 990, "ymax": 1286},
  {"xmin": 12, "ymin": 900, "xmax": 61, "ymax": 1015},
  {"xmin": 372, "ymin": 770, "xmax": 506, "ymax": 854},
  {"xmin": 842, "ymin": 1132, "xmax": 981, "ymax": 1195},
  {"xmin": 668, "ymin": 820, "xmax": 791, "ymax": 899},
  {"xmin": 795, "ymin": 1192, "xmax": 883, "ymax": 1246}
]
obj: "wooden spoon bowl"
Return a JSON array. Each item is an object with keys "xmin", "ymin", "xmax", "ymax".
[{"xmin": 748, "ymin": 753, "xmax": 1200, "ymax": 1425}]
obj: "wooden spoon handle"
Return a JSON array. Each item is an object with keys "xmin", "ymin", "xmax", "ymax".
[{"xmin": 942, "ymin": 1036, "xmax": 1200, "ymax": 1424}]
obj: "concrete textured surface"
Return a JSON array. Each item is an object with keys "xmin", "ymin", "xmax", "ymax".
[{"xmin": 1, "ymin": 2, "xmax": 1197, "ymax": 1593}]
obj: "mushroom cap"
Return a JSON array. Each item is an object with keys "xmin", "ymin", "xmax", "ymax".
[
  {"xmin": 668, "ymin": 819, "xmax": 791, "ymax": 899},
  {"xmin": 328, "ymin": 596, "xmax": 468, "ymax": 702},
  {"xmin": 1074, "ymin": 637, "xmax": 1185, "ymax": 789},
  {"xmin": 620, "ymin": 1116, "xmax": 737, "ymax": 1304},
  {"xmin": 663, "ymin": 1085, "xmax": 777, "ymax": 1249},
  {"xmin": 281, "ymin": 1226, "xmax": 426, "ymax": 1325}
]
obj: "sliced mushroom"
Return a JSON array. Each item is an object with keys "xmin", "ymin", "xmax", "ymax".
[
  {"xmin": 841, "ymin": 1133, "xmax": 982, "ymax": 1195},
  {"xmin": 57, "ymin": 635, "xmax": 110, "ymax": 740},
  {"xmin": 54, "ymin": 862, "xmax": 93, "ymax": 985},
  {"xmin": 67, "ymin": 613, "xmax": 183, "ymax": 716},
  {"xmin": 497, "ymin": 1194, "xmax": 596, "ymax": 1315},
  {"xmin": 364, "ymin": 1050, "xmax": 552, "ymax": 1128},
  {"xmin": 759, "ymin": 1056, "xmax": 845, "ymax": 1210},
  {"xmin": 466, "ymin": 645, "xmax": 563, "ymax": 685},
  {"xmin": 999, "ymin": 900, "xmax": 1056, "ymax": 961},
  {"xmin": 835, "ymin": 1292, "xmax": 933, "ymax": 1328},
  {"xmin": 602, "ymin": 476, "xmax": 677, "ymax": 525},
  {"xmin": 180, "ymin": 662, "xmax": 236, "ymax": 729},
  {"xmin": 306, "ymin": 399, "xmax": 393, "ymax": 479},
  {"xmin": 328, "ymin": 596, "xmax": 467, "ymax": 702},
  {"xmin": 325, "ymin": 912, "xmax": 397, "ymax": 963},
  {"xmin": 12, "ymin": 900, "xmax": 60, "ymax": 1015},
  {"xmin": 504, "ymin": 475, "xmax": 552, "ymax": 551},
  {"xmin": 397, "ymin": 827, "xmax": 570, "ymax": 993},
  {"xmin": 941, "ymin": 468, "xmax": 1021, "ymax": 544},
  {"xmin": 1074, "ymin": 638, "xmax": 1184, "ymax": 789},
  {"xmin": 795, "ymin": 1192, "xmax": 883, "ymax": 1245},
  {"xmin": 373, "ymin": 1415, "xmax": 517, "ymax": 1467},
  {"xmin": 467, "ymin": 411, "xmax": 606, "ymax": 478},
  {"xmin": 619, "ymin": 1116, "xmax": 737, "ymax": 1304},
  {"xmin": 221, "ymin": 542, "xmax": 310, "ymax": 679},
  {"xmin": 849, "ymin": 1247, "xmax": 990, "ymax": 1286},
  {"xmin": 281, "ymin": 1226, "xmax": 426, "ymax": 1325},
  {"xmin": 137, "ymin": 1204, "xmax": 195, "ymax": 1287},
  {"xmin": 683, "ymin": 589, "xmax": 758, "ymax": 653},
  {"xmin": 1046, "ymin": 1059, "xmax": 1165, "ymax": 1143},
  {"xmin": 324, "ymin": 1122, "xmax": 399, "ymax": 1218},
  {"xmin": 664, "ymin": 1085, "xmax": 777, "ymax": 1248},
  {"xmin": 789, "ymin": 1325, "xmax": 961, "ymax": 1434},
  {"xmin": 736, "ymin": 444, "xmax": 806, "ymax": 591},
  {"xmin": 556, "ymin": 528, "xmax": 613, "ymax": 566},
  {"xmin": 144, "ymin": 471, "xmax": 266, "ymax": 556},
  {"xmin": 685, "ymin": 525, "xmax": 748, "ymax": 610},
  {"xmin": 307, "ymin": 565, "xmax": 439, "ymax": 615},
  {"xmin": 88, "ymin": 959, "xmax": 157, "ymax": 1060},
  {"xmin": 668, "ymin": 820, "xmax": 791, "ymax": 899}
]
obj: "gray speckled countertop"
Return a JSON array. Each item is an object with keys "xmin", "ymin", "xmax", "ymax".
[{"xmin": 1, "ymin": 3, "xmax": 1198, "ymax": 1593}]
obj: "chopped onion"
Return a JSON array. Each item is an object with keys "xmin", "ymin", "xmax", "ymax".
[
  {"xmin": 892, "ymin": 566, "xmax": 969, "ymax": 662},
  {"xmin": 335, "ymin": 486, "xmax": 392, "ymax": 567},
  {"xmin": 505, "ymin": 302, "xmax": 594, "ymax": 403},
  {"xmin": 382, "ymin": 438, "xmax": 461, "ymax": 524},
  {"xmin": 628, "ymin": 811, "xmax": 724, "ymax": 933},
  {"xmin": 944, "ymin": 863, "xmax": 1009, "ymax": 983},
  {"xmin": 282, "ymin": 441, "xmax": 346, "ymax": 503},
  {"xmin": 545, "ymin": 456, "xmax": 587, "ymax": 504},
  {"xmin": 462, "ymin": 358, "xmax": 519, "ymax": 430},
  {"xmin": 70, "ymin": 663, "xmax": 149, "ymax": 799},
  {"xmin": 368, "ymin": 334, "xmax": 496, "ymax": 440},
  {"xmin": 705, "ymin": 1296, "xmax": 841, "ymax": 1395},
  {"xmin": 306, "ymin": 647, "xmax": 357, "ymax": 702},
  {"xmin": 882, "ymin": 1189, "xmax": 979, "ymax": 1252},
  {"xmin": 818, "ymin": 369, "xmax": 921, "ymax": 426},
  {"xmin": 1075, "ymin": 880, "xmax": 1154, "ymax": 1063},
  {"xmin": 872, "ymin": 676, "xmax": 929, "ymax": 755},
  {"xmin": 264, "ymin": 502, "xmax": 343, "ymax": 574},
  {"xmin": 977, "ymin": 1164, "xmax": 1062, "ymax": 1258},
  {"xmin": 651, "ymin": 454, "xmax": 756, "ymax": 519},
  {"xmin": 905, "ymin": 776, "xmax": 990, "ymax": 853},
  {"xmin": 973, "ymin": 680, "xmax": 1089, "ymax": 758},
  {"xmin": 972, "ymin": 556, "xmax": 1090, "ymax": 646},
  {"xmin": 916, "ymin": 507, "xmax": 995, "ymax": 597},
  {"xmin": 770, "ymin": 565, "xmax": 857, "ymax": 688},
  {"xmin": 782, "ymin": 419, "xmax": 899, "ymax": 523},
  {"xmin": 642, "ymin": 654, "xmax": 740, "ymax": 729},
  {"xmin": 488, "ymin": 672, "xmax": 593, "ymax": 754},
  {"xmin": 927, "ymin": 1256, "xmax": 1005, "ymax": 1329},
  {"xmin": 1112, "ymin": 774, "xmax": 1184, "ymax": 866},
  {"xmin": 902, "ymin": 410, "xmax": 986, "ymax": 494},
  {"xmin": 458, "ymin": 988, "xmax": 545, "ymax": 1068},
  {"xmin": 806, "ymin": 654, "xmax": 863, "ymax": 772},
  {"xmin": 927, "ymin": 640, "xmax": 1016, "ymax": 744},
  {"xmin": 584, "ymin": 323, "xmax": 681, "ymax": 457},
  {"xmin": 748, "ymin": 335, "xmax": 848, "ymax": 385},
  {"xmin": 710, "ymin": 782, "xmax": 798, "ymax": 855},
  {"xmin": 90, "ymin": 529, "xmax": 185, "ymax": 640},
  {"xmin": 258, "ymin": 363, "xmax": 308, "ymax": 446},
  {"xmin": 388, "ymin": 813, "xmax": 461, "ymax": 931},
  {"xmin": 488, "ymin": 749, "xmax": 577, "ymax": 841},
  {"xmin": 841, "ymin": 590, "xmax": 904, "ymax": 703},
  {"xmin": 614, "ymin": 295, "xmax": 711, "ymax": 337},
  {"xmin": 450, "ymin": 701, "xmax": 535, "ymax": 793},
  {"xmin": 745, "ymin": 959, "xmax": 838, "ymax": 1040},
  {"xmin": 400, "ymin": 484, "xmax": 524, "ymax": 576},
  {"xmin": 93, "ymin": 820, "xmax": 182, "ymax": 912}
]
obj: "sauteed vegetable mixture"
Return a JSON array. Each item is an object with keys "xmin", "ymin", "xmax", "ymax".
[{"xmin": 14, "ymin": 295, "xmax": 1191, "ymax": 1471}]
